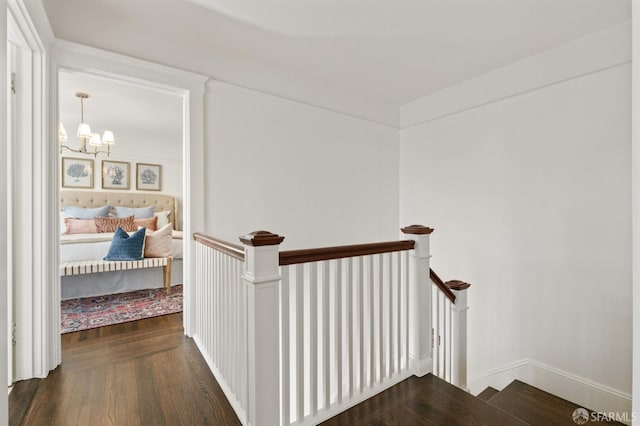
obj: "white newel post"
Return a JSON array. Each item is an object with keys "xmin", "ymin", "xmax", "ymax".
[
  {"xmin": 402, "ymin": 225, "xmax": 434, "ymax": 377},
  {"xmin": 449, "ymin": 281, "xmax": 470, "ymax": 391},
  {"xmin": 240, "ymin": 231, "xmax": 285, "ymax": 426}
]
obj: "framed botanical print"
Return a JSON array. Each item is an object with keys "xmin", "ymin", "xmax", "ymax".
[
  {"xmin": 62, "ymin": 157, "xmax": 93, "ymax": 188},
  {"xmin": 102, "ymin": 160, "xmax": 130, "ymax": 190},
  {"xmin": 136, "ymin": 163, "xmax": 162, "ymax": 191}
]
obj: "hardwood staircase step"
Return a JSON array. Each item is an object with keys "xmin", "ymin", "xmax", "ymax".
[
  {"xmin": 322, "ymin": 374, "xmax": 527, "ymax": 425},
  {"xmin": 477, "ymin": 386, "xmax": 500, "ymax": 402},
  {"xmin": 487, "ymin": 380, "xmax": 624, "ymax": 425}
]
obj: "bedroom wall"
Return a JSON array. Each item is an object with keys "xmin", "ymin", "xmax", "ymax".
[
  {"xmin": 204, "ymin": 80, "xmax": 399, "ymax": 250},
  {"xmin": 58, "ymin": 72, "xmax": 184, "ymax": 227},
  {"xmin": 399, "ymin": 22, "xmax": 632, "ymax": 413}
]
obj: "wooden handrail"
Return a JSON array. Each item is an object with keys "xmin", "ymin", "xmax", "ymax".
[
  {"xmin": 193, "ymin": 232, "xmax": 470, "ymax": 302},
  {"xmin": 279, "ymin": 240, "xmax": 415, "ymax": 266},
  {"xmin": 193, "ymin": 233, "xmax": 245, "ymax": 261},
  {"xmin": 430, "ymin": 268, "xmax": 457, "ymax": 303}
]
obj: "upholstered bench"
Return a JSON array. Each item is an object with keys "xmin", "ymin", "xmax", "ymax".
[{"xmin": 60, "ymin": 257, "xmax": 173, "ymax": 293}]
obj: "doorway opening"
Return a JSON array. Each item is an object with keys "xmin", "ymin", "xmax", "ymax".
[{"xmin": 57, "ymin": 69, "xmax": 186, "ymax": 334}]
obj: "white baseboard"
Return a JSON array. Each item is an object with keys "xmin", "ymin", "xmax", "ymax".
[
  {"xmin": 467, "ymin": 359, "xmax": 531, "ymax": 395},
  {"xmin": 469, "ymin": 359, "xmax": 632, "ymax": 424}
]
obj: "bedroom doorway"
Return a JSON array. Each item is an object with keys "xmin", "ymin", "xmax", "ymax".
[{"xmin": 57, "ymin": 70, "xmax": 186, "ymax": 335}]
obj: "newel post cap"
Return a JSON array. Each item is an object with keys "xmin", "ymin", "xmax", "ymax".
[
  {"xmin": 445, "ymin": 280, "xmax": 471, "ymax": 291},
  {"xmin": 239, "ymin": 230, "xmax": 285, "ymax": 247},
  {"xmin": 401, "ymin": 224, "xmax": 434, "ymax": 235}
]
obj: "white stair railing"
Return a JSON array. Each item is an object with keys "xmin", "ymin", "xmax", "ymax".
[
  {"xmin": 193, "ymin": 234, "xmax": 249, "ymax": 422},
  {"xmin": 430, "ymin": 269, "xmax": 470, "ymax": 391},
  {"xmin": 278, "ymin": 242, "xmax": 416, "ymax": 424},
  {"xmin": 192, "ymin": 225, "xmax": 469, "ymax": 425}
]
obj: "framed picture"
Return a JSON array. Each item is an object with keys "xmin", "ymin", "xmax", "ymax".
[
  {"xmin": 62, "ymin": 157, "xmax": 93, "ymax": 188},
  {"xmin": 136, "ymin": 163, "xmax": 162, "ymax": 191},
  {"xmin": 101, "ymin": 160, "xmax": 130, "ymax": 190}
]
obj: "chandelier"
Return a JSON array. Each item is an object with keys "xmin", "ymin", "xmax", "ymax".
[{"xmin": 59, "ymin": 92, "xmax": 115, "ymax": 158}]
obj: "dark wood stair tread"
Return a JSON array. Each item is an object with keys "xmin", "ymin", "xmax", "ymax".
[
  {"xmin": 322, "ymin": 374, "xmax": 527, "ymax": 425},
  {"xmin": 477, "ymin": 386, "xmax": 500, "ymax": 402},
  {"xmin": 487, "ymin": 380, "xmax": 624, "ymax": 425}
]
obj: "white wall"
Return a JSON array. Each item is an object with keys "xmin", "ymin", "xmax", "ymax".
[
  {"xmin": 633, "ymin": 0, "xmax": 640, "ymax": 421},
  {"xmin": 204, "ymin": 81, "xmax": 399, "ymax": 250},
  {"xmin": 400, "ymin": 24, "xmax": 632, "ymax": 413}
]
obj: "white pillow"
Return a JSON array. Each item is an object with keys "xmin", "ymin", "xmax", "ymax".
[
  {"xmin": 154, "ymin": 211, "xmax": 171, "ymax": 228},
  {"xmin": 144, "ymin": 223, "xmax": 173, "ymax": 258}
]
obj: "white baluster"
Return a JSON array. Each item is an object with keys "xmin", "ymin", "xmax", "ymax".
[
  {"xmin": 280, "ymin": 266, "xmax": 290, "ymax": 425},
  {"xmin": 345, "ymin": 257, "xmax": 354, "ymax": 398},
  {"xmin": 321, "ymin": 261, "xmax": 330, "ymax": 411},
  {"xmin": 367, "ymin": 255, "xmax": 374, "ymax": 387},
  {"xmin": 334, "ymin": 259, "xmax": 343, "ymax": 403},
  {"xmin": 357, "ymin": 257, "xmax": 365, "ymax": 393},
  {"xmin": 309, "ymin": 262, "xmax": 318, "ymax": 416},
  {"xmin": 295, "ymin": 264, "xmax": 304, "ymax": 421}
]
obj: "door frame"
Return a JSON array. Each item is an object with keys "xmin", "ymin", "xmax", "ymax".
[
  {"xmin": 7, "ymin": 0, "xmax": 49, "ymax": 381},
  {"xmin": 48, "ymin": 40, "xmax": 207, "ymax": 362}
]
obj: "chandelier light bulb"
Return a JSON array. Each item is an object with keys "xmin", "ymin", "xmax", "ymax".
[
  {"xmin": 102, "ymin": 130, "xmax": 115, "ymax": 145},
  {"xmin": 58, "ymin": 123, "xmax": 68, "ymax": 142},
  {"xmin": 89, "ymin": 133, "xmax": 102, "ymax": 146},
  {"xmin": 77, "ymin": 123, "xmax": 92, "ymax": 138}
]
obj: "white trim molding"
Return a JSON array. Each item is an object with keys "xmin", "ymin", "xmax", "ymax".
[
  {"xmin": 631, "ymin": 1, "xmax": 640, "ymax": 422},
  {"xmin": 1, "ymin": 0, "xmax": 9, "ymax": 421},
  {"xmin": 7, "ymin": 0, "xmax": 52, "ymax": 380},
  {"xmin": 400, "ymin": 21, "xmax": 631, "ymax": 129},
  {"xmin": 45, "ymin": 41, "xmax": 207, "ymax": 372},
  {"xmin": 469, "ymin": 359, "xmax": 632, "ymax": 423}
]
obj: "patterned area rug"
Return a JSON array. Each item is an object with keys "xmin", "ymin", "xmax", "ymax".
[{"xmin": 61, "ymin": 285, "xmax": 183, "ymax": 334}]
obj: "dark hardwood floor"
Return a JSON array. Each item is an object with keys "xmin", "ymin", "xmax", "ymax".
[
  {"xmin": 476, "ymin": 386, "xmax": 499, "ymax": 402},
  {"xmin": 321, "ymin": 374, "xmax": 527, "ymax": 426},
  {"xmin": 487, "ymin": 380, "xmax": 623, "ymax": 425},
  {"xmin": 10, "ymin": 314, "xmax": 624, "ymax": 426},
  {"xmin": 9, "ymin": 313, "xmax": 240, "ymax": 426}
]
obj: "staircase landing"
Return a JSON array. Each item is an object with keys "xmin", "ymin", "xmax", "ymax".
[
  {"xmin": 321, "ymin": 374, "xmax": 525, "ymax": 425},
  {"xmin": 323, "ymin": 375, "xmax": 624, "ymax": 425}
]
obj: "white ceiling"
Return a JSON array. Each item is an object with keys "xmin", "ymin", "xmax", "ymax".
[
  {"xmin": 43, "ymin": 0, "xmax": 630, "ymax": 126},
  {"xmin": 58, "ymin": 70, "xmax": 183, "ymax": 151}
]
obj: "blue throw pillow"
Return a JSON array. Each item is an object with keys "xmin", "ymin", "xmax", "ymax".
[
  {"xmin": 104, "ymin": 227, "xmax": 146, "ymax": 261},
  {"xmin": 63, "ymin": 205, "xmax": 111, "ymax": 219},
  {"xmin": 114, "ymin": 205, "xmax": 155, "ymax": 219}
]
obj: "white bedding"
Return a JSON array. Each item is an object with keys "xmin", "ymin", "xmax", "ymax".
[{"xmin": 60, "ymin": 230, "xmax": 184, "ymax": 263}]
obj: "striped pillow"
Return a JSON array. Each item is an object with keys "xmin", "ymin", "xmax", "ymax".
[{"xmin": 94, "ymin": 215, "xmax": 136, "ymax": 233}]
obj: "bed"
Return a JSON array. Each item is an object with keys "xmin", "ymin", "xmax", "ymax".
[{"xmin": 60, "ymin": 190, "xmax": 183, "ymax": 300}]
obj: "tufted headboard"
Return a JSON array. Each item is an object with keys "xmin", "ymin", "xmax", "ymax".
[{"xmin": 60, "ymin": 191, "xmax": 180, "ymax": 231}]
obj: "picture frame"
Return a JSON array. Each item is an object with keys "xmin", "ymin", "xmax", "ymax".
[
  {"xmin": 62, "ymin": 157, "xmax": 94, "ymax": 189},
  {"xmin": 136, "ymin": 163, "xmax": 162, "ymax": 191},
  {"xmin": 101, "ymin": 160, "xmax": 130, "ymax": 190}
]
